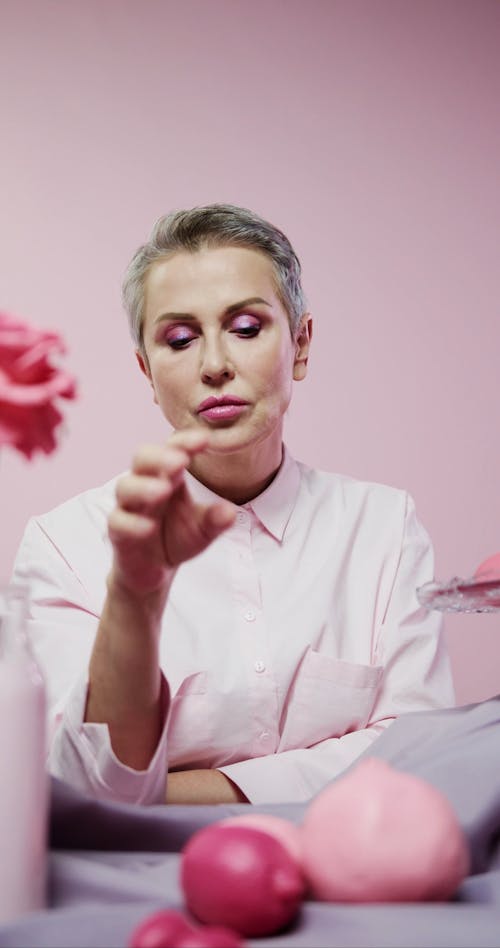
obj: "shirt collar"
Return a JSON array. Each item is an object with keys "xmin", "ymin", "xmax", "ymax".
[{"xmin": 184, "ymin": 444, "xmax": 301, "ymax": 542}]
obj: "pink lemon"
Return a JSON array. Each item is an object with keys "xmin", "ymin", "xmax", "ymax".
[
  {"xmin": 474, "ymin": 552, "xmax": 500, "ymax": 580},
  {"xmin": 181, "ymin": 824, "xmax": 305, "ymax": 937},
  {"xmin": 128, "ymin": 909, "xmax": 194, "ymax": 948},
  {"xmin": 128, "ymin": 910, "xmax": 245, "ymax": 948},
  {"xmin": 176, "ymin": 927, "xmax": 245, "ymax": 947},
  {"xmin": 219, "ymin": 814, "xmax": 303, "ymax": 863},
  {"xmin": 301, "ymin": 758, "xmax": 470, "ymax": 903}
]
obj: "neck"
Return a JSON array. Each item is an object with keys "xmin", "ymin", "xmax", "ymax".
[{"xmin": 189, "ymin": 440, "xmax": 284, "ymax": 505}]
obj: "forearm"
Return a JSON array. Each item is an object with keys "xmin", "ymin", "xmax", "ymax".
[
  {"xmin": 166, "ymin": 769, "xmax": 249, "ymax": 805},
  {"xmin": 86, "ymin": 571, "xmax": 171, "ymax": 770}
]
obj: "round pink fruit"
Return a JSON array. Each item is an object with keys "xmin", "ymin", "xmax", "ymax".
[
  {"xmin": 219, "ymin": 814, "xmax": 302, "ymax": 863},
  {"xmin": 301, "ymin": 758, "xmax": 470, "ymax": 903},
  {"xmin": 129, "ymin": 910, "xmax": 245, "ymax": 948},
  {"xmin": 176, "ymin": 926, "xmax": 245, "ymax": 947},
  {"xmin": 128, "ymin": 909, "xmax": 194, "ymax": 948},
  {"xmin": 181, "ymin": 824, "xmax": 305, "ymax": 936}
]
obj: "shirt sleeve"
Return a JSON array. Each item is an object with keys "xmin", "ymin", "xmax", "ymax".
[
  {"xmin": 218, "ymin": 493, "xmax": 455, "ymax": 804},
  {"xmin": 11, "ymin": 518, "xmax": 169, "ymax": 805}
]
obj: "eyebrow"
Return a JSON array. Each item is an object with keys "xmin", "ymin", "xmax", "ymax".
[{"xmin": 154, "ymin": 297, "xmax": 272, "ymax": 325}]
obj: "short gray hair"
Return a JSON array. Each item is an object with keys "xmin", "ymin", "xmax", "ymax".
[{"xmin": 122, "ymin": 204, "xmax": 307, "ymax": 351}]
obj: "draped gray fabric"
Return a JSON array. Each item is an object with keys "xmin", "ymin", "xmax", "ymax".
[{"xmin": 1, "ymin": 696, "xmax": 500, "ymax": 947}]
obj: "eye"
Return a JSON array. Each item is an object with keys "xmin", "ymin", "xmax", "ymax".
[
  {"xmin": 230, "ymin": 314, "xmax": 261, "ymax": 337},
  {"xmin": 164, "ymin": 327, "xmax": 197, "ymax": 350}
]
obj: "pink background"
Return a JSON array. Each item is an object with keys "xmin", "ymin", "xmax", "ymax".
[{"xmin": 1, "ymin": 0, "xmax": 499, "ymax": 705}]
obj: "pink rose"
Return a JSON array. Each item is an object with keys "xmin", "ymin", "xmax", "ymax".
[{"xmin": 0, "ymin": 311, "xmax": 77, "ymax": 459}]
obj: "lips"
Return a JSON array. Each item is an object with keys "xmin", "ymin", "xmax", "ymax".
[
  {"xmin": 197, "ymin": 395, "xmax": 248, "ymax": 413},
  {"xmin": 196, "ymin": 395, "xmax": 249, "ymax": 424}
]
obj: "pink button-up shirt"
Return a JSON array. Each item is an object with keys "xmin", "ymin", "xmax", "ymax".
[{"xmin": 12, "ymin": 448, "xmax": 454, "ymax": 805}]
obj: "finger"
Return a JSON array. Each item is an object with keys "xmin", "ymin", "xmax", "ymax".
[
  {"xmin": 198, "ymin": 501, "xmax": 236, "ymax": 541},
  {"xmin": 131, "ymin": 430, "xmax": 210, "ymax": 479},
  {"xmin": 108, "ymin": 507, "xmax": 159, "ymax": 543},
  {"xmin": 115, "ymin": 474, "xmax": 173, "ymax": 513},
  {"xmin": 167, "ymin": 428, "xmax": 210, "ymax": 455},
  {"xmin": 132, "ymin": 444, "xmax": 190, "ymax": 480}
]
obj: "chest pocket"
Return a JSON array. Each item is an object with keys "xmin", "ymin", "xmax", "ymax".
[{"xmin": 278, "ymin": 647, "xmax": 383, "ymax": 752}]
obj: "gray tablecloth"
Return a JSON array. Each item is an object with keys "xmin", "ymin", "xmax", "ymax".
[{"xmin": 1, "ymin": 696, "xmax": 500, "ymax": 947}]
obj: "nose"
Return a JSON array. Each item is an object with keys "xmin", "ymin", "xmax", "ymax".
[{"xmin": 200, "ymin": 336, "xmax": 235, "ymax": 384}]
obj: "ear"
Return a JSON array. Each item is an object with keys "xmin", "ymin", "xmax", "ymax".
[
  {"xmin": 135, "ymin": 349, "xmax": 159, "ymax": 404},
  {"xmin": 293, "ymin": 314, "xmax": 313, "ymax": 381}
]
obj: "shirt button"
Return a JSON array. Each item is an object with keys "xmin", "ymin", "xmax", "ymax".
[
  {"xmin": 236, "ymin": 511, "xmax": 248, "ymax": 523},
  {"xmin": 244, "ymin": 609, "xmax": 256, "ymax": 622},
  {"xmin": 254, "ymin": 660, "xmax": 266, "ymax": 673},
  {"xmin": 260, "ymin": 731, "xmax": 270, "ymax": 742}
]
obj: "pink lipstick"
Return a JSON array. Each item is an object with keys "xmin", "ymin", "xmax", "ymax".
[{"xmin": 197, "ymin": 395, "xmax": 249, "ymax": 422}]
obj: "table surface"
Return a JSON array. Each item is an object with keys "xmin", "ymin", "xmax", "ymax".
[{"xmin": 1, "ymin": 696, "xmax": 500, "ymax": 947}]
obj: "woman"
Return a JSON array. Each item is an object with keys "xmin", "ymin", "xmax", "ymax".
[{"xmin": 12, "ymin": 204, "xmax": 454, "ymax": 805}]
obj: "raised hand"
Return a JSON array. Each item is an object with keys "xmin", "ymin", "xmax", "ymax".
[
  {"xmin": 108, "ymin": 429, "xmax": 236, "ymax": 597},
  {"xmin": 87, "ymin": 430, "xmax": 235, "ymax": 767}
]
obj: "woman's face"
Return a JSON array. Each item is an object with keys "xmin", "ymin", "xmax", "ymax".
[{"xmin": 138, "ymin": 245, "xmax": 311, "ymax": 463}]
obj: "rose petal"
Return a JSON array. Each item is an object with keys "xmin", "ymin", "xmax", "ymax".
[{"xmin": 0, "ymin": 311, "xmax": 77, "ymax": 459}]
